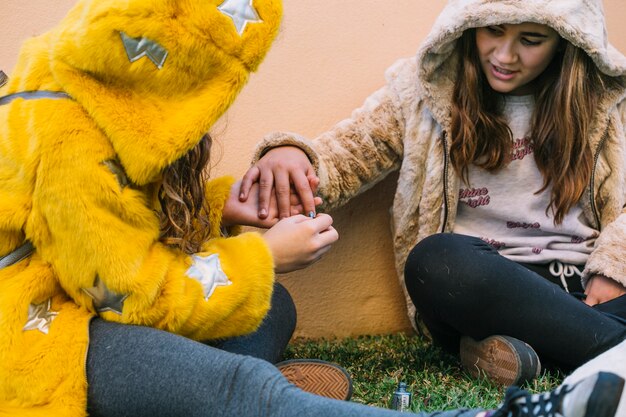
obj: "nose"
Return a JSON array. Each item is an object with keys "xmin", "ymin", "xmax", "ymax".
[{"xmin": 493, "ymin": 40, "xmax": 518, "ymax": 65}]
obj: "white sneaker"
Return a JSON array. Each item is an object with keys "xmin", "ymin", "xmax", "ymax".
[{"xmin": 491, "ymin": 371, "xmax": 624, "ymax": 417}]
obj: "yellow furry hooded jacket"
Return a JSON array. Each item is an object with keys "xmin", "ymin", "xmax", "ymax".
[{"xmin": 0, "ymin": 0, "xmax": 281, "ymax": 415}]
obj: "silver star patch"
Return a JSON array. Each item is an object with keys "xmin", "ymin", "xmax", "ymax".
[
  {"xmin": 23, "ymin": 299, "xmax": 58, "ymax": 334},
  {"xmin": 102, "ymin": 159, "xmax": 130, "ymax": 189},
  {"xmin": 120, "ymin": 32, "xmax": 168, "ymax": 69},
  {"xmin": 218, "ymin": 0, "xmax": 263, "ymax": 36},
  {"xmin": 82, "ymin": 276, "xmax": 128, "ymax": 315},
  {"xmin": 186, "ymin": 254, "xmax": 232, "ymax": 300},
  {"xmin": 0, "ymin": 71, "xmax": 8, "ymax": 88}
]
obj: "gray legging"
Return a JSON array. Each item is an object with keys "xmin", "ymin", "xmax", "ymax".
[{"xmin": 86, "ymin": 285, "xmax": 482, "ymax": 417}]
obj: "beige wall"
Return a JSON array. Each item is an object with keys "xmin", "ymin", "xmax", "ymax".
[{"xmin": 3, "ymin": 1, "xmax": 626, "ymax": 339}]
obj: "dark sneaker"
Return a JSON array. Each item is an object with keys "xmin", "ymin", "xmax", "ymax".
[
  {"xmin": 460, "ymin": 335, "xmax": 541, "ymax": 386},
  {"xmin": 276, "ymin": 359, "xmax": 353, "ymax": 401},
  {"xmin": 491, "ymin": 371, "xmax": 625, "ymax": 417}
]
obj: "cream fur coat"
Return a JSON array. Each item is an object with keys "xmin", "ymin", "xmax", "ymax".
[{"xmin": 254, "ymin": 0, "xmax": 626, "ymax": 327}]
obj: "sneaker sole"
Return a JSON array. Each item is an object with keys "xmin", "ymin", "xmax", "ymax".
[
  {"xmin": 460, "ymin": 336, "xmax": 541, "ymax": 386},
  {"xmin": 584, "ymin": 372, "xmax": 625, "ymax": 417},
  {"xmin": 276, "ymin": 359, "xmax": 353, "ymax": 401}
]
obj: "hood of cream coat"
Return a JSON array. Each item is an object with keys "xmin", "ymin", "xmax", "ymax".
[
  {"xmin": 44, "ymin": 0, "xmax": 282, "ymax": 185},
  {"xmin": 416, "ymin": 0, "xmax": 626, "ymax": 125}
]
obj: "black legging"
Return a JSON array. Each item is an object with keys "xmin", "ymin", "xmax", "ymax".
[{"xmin": 404, "ymin": 233, "xmax": 626, "ymax": 371}]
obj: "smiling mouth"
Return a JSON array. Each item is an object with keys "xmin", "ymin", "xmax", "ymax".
[{"xmin": 492, "ymin": 64, "xmax": 516, "ymax": 75}]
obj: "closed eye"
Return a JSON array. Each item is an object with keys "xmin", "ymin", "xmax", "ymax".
[
  {"xmin": 521, "ymin": 37, "xmax": 543, "ymax": 46},
  {"xmin": 486, "ymin": 26, "xmax": 504, "ymax": 35}
]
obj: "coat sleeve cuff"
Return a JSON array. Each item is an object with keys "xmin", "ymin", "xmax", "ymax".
[
  {"xmin": 251, "ymin": 132, "xmax": 318, "ymax": 169},
  {"xmin": 583, "ymin": 214, "xmax": 626, "ymax": 288},
  {"xmin": 189, "ymin": 231, "xmax": 275, "ymax": 339},
  {"xmin": 204, "ymin": 176, "xmax": 241, "ymax": 238},
  {"xmin": 251, "ymin": 131, "xmax": 329, "ymax": 198}
]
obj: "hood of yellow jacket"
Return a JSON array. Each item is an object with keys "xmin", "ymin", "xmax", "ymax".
[{"xmin": 47, "ymin": 0, "xmax": 282, "ymax": 185}]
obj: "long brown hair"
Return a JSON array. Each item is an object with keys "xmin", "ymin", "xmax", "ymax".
[
  {"xmin": 159, "ymin": 134, "xmax": 213, "ymax": 254},
  {"xmin": 450, "ymin": 29, "xmax": 621, "ymax": 224}
]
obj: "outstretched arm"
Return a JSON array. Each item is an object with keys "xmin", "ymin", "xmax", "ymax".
[
  {"xmin": 36, "ymin": 121, "xmax": 333, "ymax": 341},
  {"xmin": 240, "ymin": 58, "xmax": 416, "ymax": 220}
]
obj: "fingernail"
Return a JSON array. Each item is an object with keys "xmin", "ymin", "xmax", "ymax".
[
  {"xmin": 240, "ymin": 193, "xmax": 245, "ymax": 199},
  {"xmin": 308, "ymin": 211, "xmax": 315, "ymax": 218},
  {"xmin": 260, "ymin": 209, "xmax": 267, "ymax": 217}
]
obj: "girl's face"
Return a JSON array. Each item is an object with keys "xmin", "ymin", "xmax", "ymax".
[{"xmin": 475, "ymin": 23, "xmax": 561, "ymax": 95}]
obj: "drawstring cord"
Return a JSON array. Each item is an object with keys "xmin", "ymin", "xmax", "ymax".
[{"xmin": 548, "ymin": 261, "xmax": 583, "ymax": 293}]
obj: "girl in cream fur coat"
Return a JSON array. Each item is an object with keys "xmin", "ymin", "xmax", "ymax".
[{"xmin": 243, "ymin": 0, "xmax": 626, "ymax": 389}]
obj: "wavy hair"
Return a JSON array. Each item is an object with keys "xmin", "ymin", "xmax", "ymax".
[
  {"xmin": 159, "ymin": 134, "xmax": 212, "ymax": 254},
  {"xmin": 450, "ymin": 29, "xmax": 622, "ymax": 224}
]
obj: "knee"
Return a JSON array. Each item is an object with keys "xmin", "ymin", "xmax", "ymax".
[
  {"xmin": 224, "ymin": 354, "xmax": 297, "ymax": 407},
  {"xmin": 404, "ymin": 233, "xmax": 489, "ymax": 298},
  {"xmin": 404, "ymin": 234, "xmax": 449, "ymax": 299},
  {"xmin": 406, "ymin": 234, "xmax": 448, "ymax": 268},
  {"xmin": 405, "ymin": 233, "xmax": 469, "ymax": 277}
]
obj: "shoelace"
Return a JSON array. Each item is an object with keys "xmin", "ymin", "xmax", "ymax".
[
  {"xmin": 491, "ymin": 383, "xmax": 572, "ymax": 417},
  {"xmin": 548, "ymin": 261, "xmax": 583, "ymax": 293}
]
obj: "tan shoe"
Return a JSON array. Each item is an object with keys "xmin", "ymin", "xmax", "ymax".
[
  {"xmin": 460, "ymin": 335, "xmax": 541, "ymax": 386},
  {"xmin": 276, "ymin": 359, "xmax": 353, "ymax": 400}
]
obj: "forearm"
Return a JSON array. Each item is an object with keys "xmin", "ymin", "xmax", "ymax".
[{"xmin": 253, "ymin": 90, "xmax": 404, "ymax": 211}]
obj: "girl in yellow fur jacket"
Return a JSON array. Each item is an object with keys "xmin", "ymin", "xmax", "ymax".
[{"xmin": 0, "ymin": 0, "xmax": 346, "ymax": 415}]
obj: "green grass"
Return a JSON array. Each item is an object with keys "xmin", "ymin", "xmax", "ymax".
[{"xmin": 284, "ymin": 333, "xmax": 563, "ymax": 413}]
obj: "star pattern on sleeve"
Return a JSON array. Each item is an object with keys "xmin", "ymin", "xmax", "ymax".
[
  {"xmin": 81, "ymin": 275, "xmax": 129, "ymax": 315},
  {"xmin": 186, "ymin": 253, "xmax": 232, "ymax": 300},
  {"xmin": 23, "ymin": 299, "xmax": 58, "ymax": 335}
]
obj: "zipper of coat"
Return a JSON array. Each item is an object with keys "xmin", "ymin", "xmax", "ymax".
[
  {"xmin": 82, "ymin": 317, "xmax": 94, "ymax": 390},
  {"xmin": 441, "ymin": 131, "xmax": 450, "ymax": 233},
  {"xmin": 589, "ymin": 127, "xmax": 609, "ymax": 231}
]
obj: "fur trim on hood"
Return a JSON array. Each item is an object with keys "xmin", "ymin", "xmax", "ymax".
[
  {"xmin": 36, "ymin": 0, "xmax": 282, "ymax": 185},
  {"xmin": 417, "ymin": 0, "xmax": 626, "ymax": 126}
]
